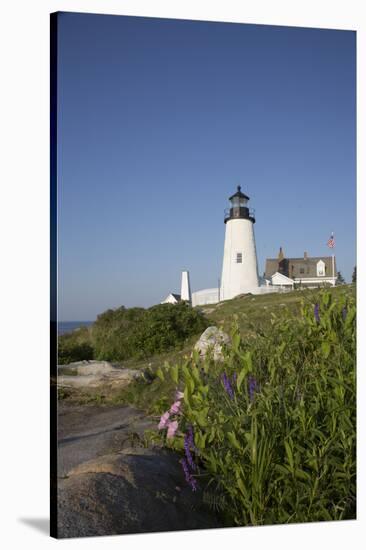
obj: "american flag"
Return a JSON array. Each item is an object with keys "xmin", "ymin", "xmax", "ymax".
[{"xmin": 327, "ymin": 233, "xmax": 335, "ymax": 248}]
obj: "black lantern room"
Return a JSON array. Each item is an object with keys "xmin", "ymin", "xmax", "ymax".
[{"xmin": 224, "ymin": 186, "xmax": 255, "ymax": 224}]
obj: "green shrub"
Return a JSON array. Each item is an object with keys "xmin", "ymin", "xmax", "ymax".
[
  {"xmin": 92, "ymin": 302, "xmax": 209, "ymax": 361},
  {"xmin": 91, "ymin": 306, "xmax": 145, "ymax": 361},
  {"xmin": 156, "ymin": 290, "xmax": 356, "ymax": 526},
  {"xmin": 58, "ymin": 327, "xmax": 94, "ymax": 364},
  {"xmin": 57, "ymin": 303, "xmax": 208, "ymax": 365}
]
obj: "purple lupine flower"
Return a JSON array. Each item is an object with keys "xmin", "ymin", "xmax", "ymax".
[
  {"xmin": 314, "ymin": 303, "xmax": 320, "ymax": 323},
  {"xmin": 184, "ymin": 426, "xmax": 196, "ymax": 469},
  {"xmin": 187, "ymin": 425, "xmax": 197, "ymax": 451},
  {"xmin": 342, "ymin": 307, "xmax": 347, "ymax": 321},
  {"xmin": 180, "ymin": 458, "xmax": 198, "ymax": 491},
  {"xmin": 221, "ymin": 372, "xmax": 234, "ymax": 399},
  {"xmin": 248, "ymin": 375, "xmax": 257, "ymax": 403}
]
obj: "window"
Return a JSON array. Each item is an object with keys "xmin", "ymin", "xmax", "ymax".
[
  {"xmin": 317, "ymin": 260, "xmax": 325, "ymax": 277},
  {"xmin": 236, "ymin": 253, "xmax": 243, "ymax": 263},
  {"xmin": 299, "ymin": 267, "xmax": 305, "ymax": 274}
]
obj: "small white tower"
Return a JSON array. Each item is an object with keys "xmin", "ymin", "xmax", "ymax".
[
  {"xmin": 220, "ymin": 186, "xmax": 259, "ymax": 300},
  {"xmin": 181, "ymin": 270, "xmax": 192, "ymax": 303}
]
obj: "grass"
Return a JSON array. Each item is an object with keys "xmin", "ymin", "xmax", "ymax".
[
  {"xmin": 154, "ymin": 287, "xmax": 356, "ymax": 525},
  {"xmin": 57, "ymin": 285, "xmax": 356, "ymax": 527},
  {"xmin": 200, "ymin": 285, "xmax": 355, "ymax": 336},
  {"xmin": 59, "ymin": 285, "xmax": 355, "ymax": 413}
]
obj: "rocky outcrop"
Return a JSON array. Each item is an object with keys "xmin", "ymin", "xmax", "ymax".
[
  {"xmin": 56, "ymin": 403, "xmax": 222, "ymax": 538},
  {"xmin": 57, "ymin": 448, "xmax": 221, "ymax": 538},
  {"xmin": 58, "ymin": 360, "xmax": 143, "ymax": 390},
  {"xmin": 57, "ymin": 403, "xmax": 155, "ymax": 476},
  {"xmin": 194, "ymin": 326, "xmax": 230, "ymax": 361}
]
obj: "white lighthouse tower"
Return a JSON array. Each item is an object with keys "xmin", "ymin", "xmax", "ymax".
[{"xmin": 220, "ymin": 186, "xmax": 259, "ymax": 300}]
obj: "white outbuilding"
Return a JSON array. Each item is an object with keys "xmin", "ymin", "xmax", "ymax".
[{"xmin": 160, "ymin": 293, "xmax": 181, "ymax": 305}]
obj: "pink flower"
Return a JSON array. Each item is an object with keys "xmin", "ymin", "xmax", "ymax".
[
  {"xmin": 175, "ymin": 390, "xmax": 184, "ymax": 400},
  {"xmin": 167, "ymin": 420, "xmax": 178, "ymax": 439},
  {"xmin": 170, "ymin": 400, "xmax": 182, "ymax": 414},
  {"xmin": 158, "ymin": 411, "xmax": 170, "ymax": 430}
]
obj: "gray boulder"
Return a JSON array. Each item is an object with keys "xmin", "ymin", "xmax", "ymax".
[{"xmin": 194, "ymin": 326, "xmax": 230, "ymax": 361}]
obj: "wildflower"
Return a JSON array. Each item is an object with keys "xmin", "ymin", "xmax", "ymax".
[
  {"xmin": 180, "ymin": 458, "xmax": 198, "ymax": 491},
  {"xmin": 175, "ymin": 390, "xmax": 184, "ymax": 400},
  {"xmin": 314, "ymin": 303, "xmax": 320, "ymax": 323},
  {"xmin": 167, "ymin": 420, "xmax": 178, "ymax": 439},
  {"xmin": 248, "ymin": 375, "xmax": 257, "ymax": 402},
  {"xmin": 342, "ymin": 307, "xmax": 347, "ymax": 321},
  {"xmin": 221, "ymin": 372, "xmax": 234, "ymax": 399},
  {"xmin": 170, "ymin": 400, "xmax": 182, "ymax": 414},
  {"xmin": 184, "ymin": 426, "xmax": 196, "ymax": 469},
  {"xmin": 158, "ymin": 411, "xmax": 170, "ymax": 430},
  {"xmin": 187, "ymin": 425, "xmax": 196, "ymax": 450}
]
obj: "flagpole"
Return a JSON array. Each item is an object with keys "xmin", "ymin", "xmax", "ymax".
[{"xmin": 327, "ymin": 232, "xmax": 336, "ymax": 286}]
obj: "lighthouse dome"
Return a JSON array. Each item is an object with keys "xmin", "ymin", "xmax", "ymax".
[{"xmin": 224, "ymin": 185, "xmax": 255, "ymax": 224}]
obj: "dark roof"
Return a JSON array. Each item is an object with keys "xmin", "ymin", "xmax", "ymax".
[
  {"xmin": 264, "ymin": 256, "xmax": 336, "ymax": 279},
  {"xmin": 229, "ymin": 185, "xmax": 250, "ymax": 201},
  {"xmin": 171, "ymin": 293, "xmax": 181, "ymax": 301}
]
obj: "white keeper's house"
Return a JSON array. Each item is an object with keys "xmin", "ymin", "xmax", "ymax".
[{"xmin": 264, "ymin": 247, "xmax": 337, "ymax": 289}]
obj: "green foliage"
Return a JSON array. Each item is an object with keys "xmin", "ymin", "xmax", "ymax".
[
  {"xmin": 57, "ymin": 303, "xmax": 208, "ymax": 365},
  {"xmin": 352, "ymin": 266, "xmax": 356, "ymax": 283},
  {"xmin": 200, "ymin": 285, "xmax": 349, "ymax": 340},
  {"xmin": 90, "ymin": 306, "xmax": 145, "ymax": 361},
  {"xmin": 92, "ymin": 302, "xmax": 209, "ymax": 361},
  {"xmin": 58, "ymin": 327, "xmax": 94, "ymax": 364},
  {"xmin": 336, "ymin": 271, "xmax": 346, "ymax": 285},
  {"xmin": 157, "ymin": 290, "xmax": 356, "ymax": 526}
]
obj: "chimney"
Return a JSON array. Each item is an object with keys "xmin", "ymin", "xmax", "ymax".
[
  {"xmin": 278, "ymin": 247, "xmax": 284, "ymax": 261},
  {"xmin": 180, "ymin": 270, "xmax": 192, "ymax": 303},
  {"xmin": 304, "ymin": 251, "xmax": 308, "ymax": 260}
]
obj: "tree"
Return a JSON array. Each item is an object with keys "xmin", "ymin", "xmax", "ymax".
[
  {"xmin": 352, "ymin": 266, "xmax": 356, "ymax": 283},
  {"xmin": 336, "ymin": 271, "xmax": 345, "ymax": 285}
]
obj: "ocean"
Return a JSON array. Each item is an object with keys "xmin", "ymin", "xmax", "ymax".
[{"xmin": 58, "ymin": 321, "xmax": 93, "ymax": 336}]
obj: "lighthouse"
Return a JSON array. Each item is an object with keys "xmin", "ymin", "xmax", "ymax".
[{"xmin": 220, "ymin": 186, "xmax": 259, "ymax": 300}]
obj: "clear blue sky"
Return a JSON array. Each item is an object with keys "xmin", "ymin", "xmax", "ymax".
[{"xmin": 56, "ymin": 12, "xmax": 356, "ymax": 321}]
